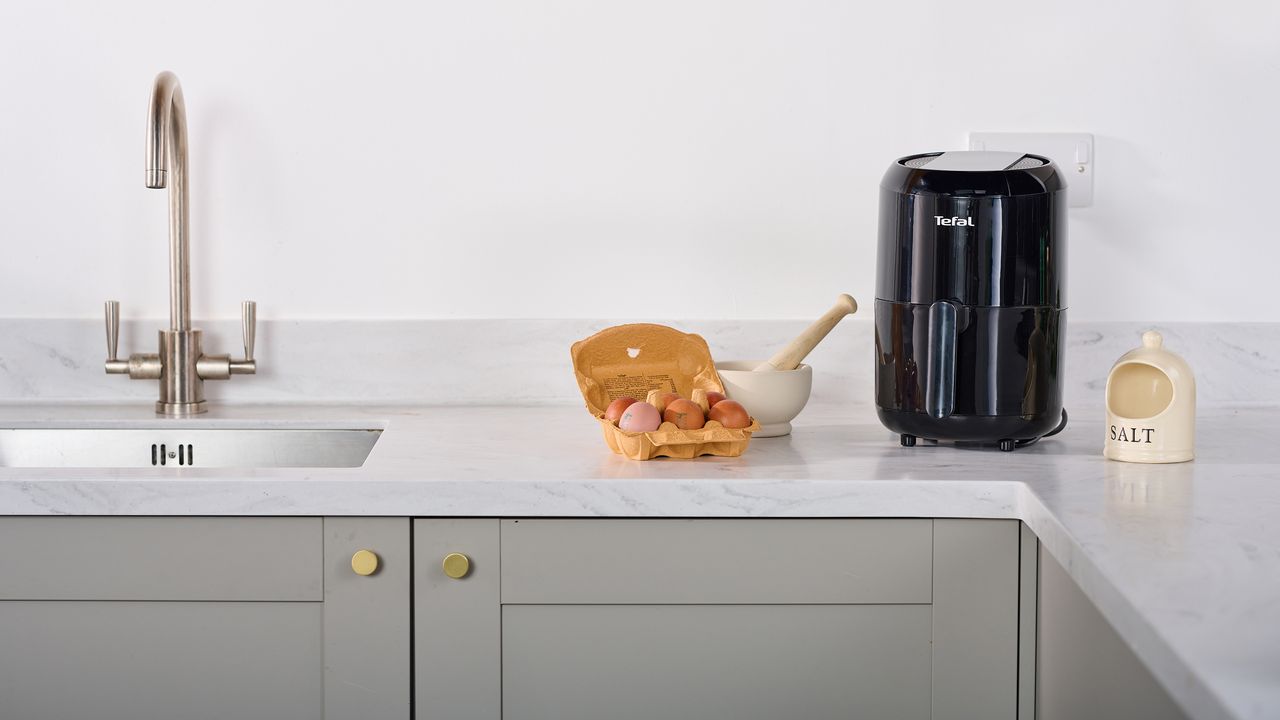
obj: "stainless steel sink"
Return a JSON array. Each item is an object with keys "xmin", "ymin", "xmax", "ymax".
[{"xmin": 0, "ymin": 428, "xmax": 382, "ymax": 468}]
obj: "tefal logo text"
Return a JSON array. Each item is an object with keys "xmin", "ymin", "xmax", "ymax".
[{"xmin": 935, "ymin": 216, "xmax": 974, "ymax": 227}]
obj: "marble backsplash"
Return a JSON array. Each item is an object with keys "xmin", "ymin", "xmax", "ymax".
[{"xmin": 0, "ymin": 319, "xmax": 1275, "ymax": 407}]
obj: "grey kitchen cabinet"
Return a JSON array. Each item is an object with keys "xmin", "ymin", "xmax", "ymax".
[
  {"xmin": 1037, "ymin": 546, "xmax": 1188, "ymax": 720},
  {"xmin": 415, "ymin": 518, "xmax": 1032, "ymax": 720},
  {"xmin": 0, "ymin": 516, "xmax": 410, "ymax": 720},
  {"xmin": 0, "ymin": 516, "xmax": 1035, "ymax": 719}
]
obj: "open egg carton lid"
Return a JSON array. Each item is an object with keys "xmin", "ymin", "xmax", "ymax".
[{"xmin": 570, "ymin": 323, "xmax": 759, "ymax": 460}]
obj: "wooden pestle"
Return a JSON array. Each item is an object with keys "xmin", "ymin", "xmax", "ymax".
[{"xmin": 756, "ymin": 294, "xmax": 858, "ymax": 371}]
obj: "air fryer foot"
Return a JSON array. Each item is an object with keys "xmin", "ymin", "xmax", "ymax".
[
  {"xmin": 999, "ymin": 439, "xmax": 1016, "ymax": 452},
  {"xmin": 900, "ymin": 434, "xmax": 917, "ymax": 447}
]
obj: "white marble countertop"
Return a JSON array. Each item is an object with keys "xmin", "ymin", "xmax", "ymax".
[{"xmin": 1, "ymin": 401, "xmax": 1277, "ymax": 720}]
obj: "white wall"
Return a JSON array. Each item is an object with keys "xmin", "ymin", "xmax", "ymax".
[{"xmin": 1, "ymin": 0, "xmax": 1277, "ymax": 322}]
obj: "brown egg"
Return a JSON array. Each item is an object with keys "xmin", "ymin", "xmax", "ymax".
[
  {"xmin": 708, "ymin": 399, "xmax": 751, "ymax": 429},
  {"xmin": 618, "ymin": 402, "xmax": 662, "ymax": 432},
  {"xmin": 690, "ymin": 389, "xmax": 712, "ymax": 414},
  {"xmin": 663, "ymin": 398, "xmax": 705, "ymax": 430},
  {"xmin": 706, "ymin": 391, "xmax": 727, "ymax": 408},
  {"xmin": 604, "ymin": 397, "xmax": 638, "ymax": 423},
  {"xmin": 658, "ymin": 392, "xmax": 682, "ymax": 410}
]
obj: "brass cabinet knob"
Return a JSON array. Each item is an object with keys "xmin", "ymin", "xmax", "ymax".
[
  {"xmin": 351, "ymin": 549, "xmax": 380, "ymax": 576},
  {"xmin": 442, "ymin": 552, "xmax": 471, "ymax": 579}
]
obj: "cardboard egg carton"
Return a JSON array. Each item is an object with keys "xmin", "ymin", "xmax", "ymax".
[{"xmin": 570, "ymin": 323, "xmax": 760, "ymax": 460}]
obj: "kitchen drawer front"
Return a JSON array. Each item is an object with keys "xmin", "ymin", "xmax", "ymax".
[
  {"xmin": 0, "ymin": 517, "xmax": 322, "ymax": 601},
  {"xmin": 502, "ymin": 604, "xmax": 932, "ymax": 720},
  {"xmin": 500, "ymin": 519, "xmax": 932, "ymax": 604}
]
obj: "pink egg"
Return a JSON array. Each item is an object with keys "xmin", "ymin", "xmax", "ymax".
[{"xmin": 618, "ymin": 401, "xmax": 662, "ymax": 432}]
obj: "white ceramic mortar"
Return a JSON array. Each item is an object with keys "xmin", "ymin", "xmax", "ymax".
[{"xmin": 716, "ymin": 361, "xmax": 813, "ymax": 438}]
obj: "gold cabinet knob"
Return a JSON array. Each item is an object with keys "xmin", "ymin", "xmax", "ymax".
[
  {"xmin": 351, "ymin": 549, "xmax": 380, "ymax": 576},
  {"xmin": 442, "ymin": 552, "xmax": 471, "ymax": 579}
]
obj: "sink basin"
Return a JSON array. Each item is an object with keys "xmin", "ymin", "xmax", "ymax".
[{"xmin": 0, "ymin": 428, "xmax": 382, "ymax": 469}]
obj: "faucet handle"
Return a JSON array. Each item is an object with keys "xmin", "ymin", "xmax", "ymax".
[
  {"xmin": 105, "ymin": 300, "xmax": 120, "ymax": 360},
  {"xmin": 104, "ymin": 300, "xmax": 129, "ymax": 374},
  {"xmin": 227, "ymin": 300, "xmax": 257, "ymax": 376},
  {"xmin": 242, "ymin": 300, "xmax": 256, "ymax": 362}
]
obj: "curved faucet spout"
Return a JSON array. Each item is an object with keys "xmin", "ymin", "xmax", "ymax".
[{"xmin": 144, "ymin": 71, "xmax": 191, "ymax": 332}]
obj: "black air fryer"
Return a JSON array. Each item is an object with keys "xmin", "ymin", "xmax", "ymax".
[{"xmin": 875, "ymin": 151, "xmax": 1068, "ymax": 451}]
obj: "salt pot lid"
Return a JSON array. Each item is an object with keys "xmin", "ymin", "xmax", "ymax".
[{"xmin": 1110, "ymin": 330, "xmax": 1195, "ymax": 389}]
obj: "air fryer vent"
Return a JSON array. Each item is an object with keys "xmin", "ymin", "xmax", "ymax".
[
  {"xmin": 1006, "ymin": 155, "xmax": 1046, "ymax": 169},
  {"xmin": 901, "ymin": 153, "xmax": 1047, "ymax": 171},
  {"xmin": 903, "ymin": 155, "xmax": 939, "ymax": 168}
]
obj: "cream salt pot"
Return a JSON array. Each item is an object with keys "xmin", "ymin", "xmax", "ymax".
[{"xmin": 1104, "ymin": 330, "xmax": 1195, "ymax": 463}]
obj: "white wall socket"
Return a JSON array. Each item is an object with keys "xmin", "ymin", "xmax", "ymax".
[{"xmin": 968, "ymin": 132, "xmax": 1094, "ymax": 208}]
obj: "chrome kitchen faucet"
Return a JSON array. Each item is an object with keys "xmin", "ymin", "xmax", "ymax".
[{"xmin": 104, "ymin": 71, "xmax": 257, "ymax": 416}]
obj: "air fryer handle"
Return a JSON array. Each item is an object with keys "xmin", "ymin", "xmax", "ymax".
[{"xmin": 926, "ymin": 300, "xmax": 959, "ymax": 419}]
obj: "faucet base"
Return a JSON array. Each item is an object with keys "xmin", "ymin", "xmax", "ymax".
[
  {"xmin": 157, "ymin": 329, "xmax": 206, "ymax": 416},
  {"xmin": 155, "ymin": 400, "xmax": 208, "ymax": 417}
]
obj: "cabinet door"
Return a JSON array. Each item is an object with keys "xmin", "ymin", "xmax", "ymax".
[
  {"xmin": 0, "ymin": 516, "xmax": 410, "ymax": 720},
  {"xmin": 414, "ymin": 518, "xmax": 501, "ymax": 720},
  {"xmin": 324, "ymin": 517, "xmax": 412, "ymax": 720}
]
